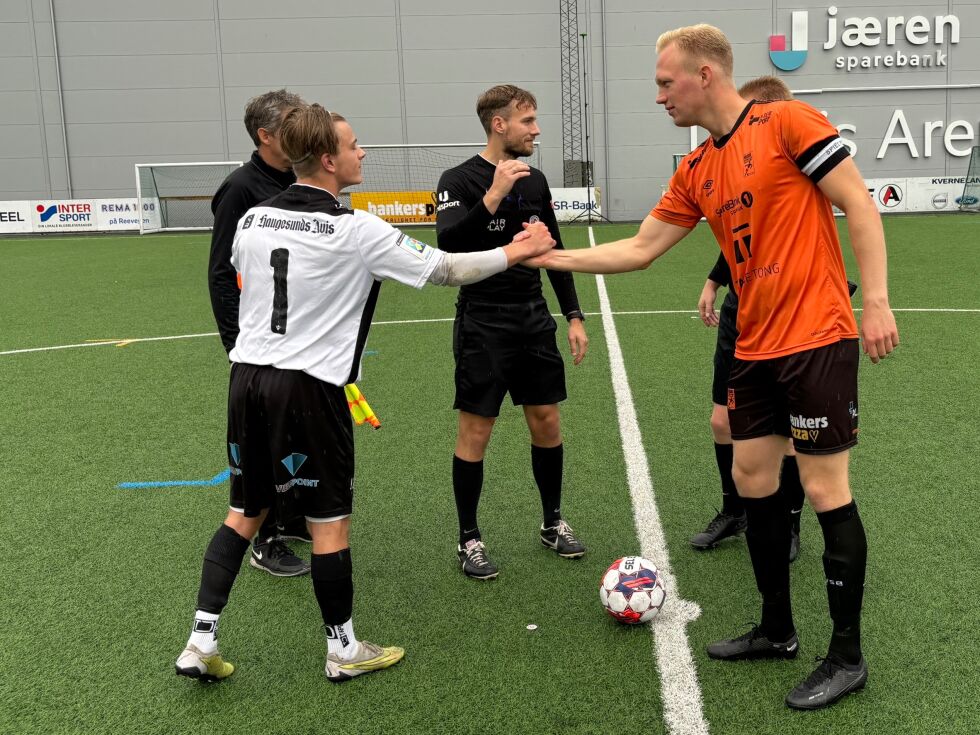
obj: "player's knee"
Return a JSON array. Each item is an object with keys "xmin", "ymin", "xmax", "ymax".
[
  {"xmin": 224, "ymin": 508, "xmax": 266, "ymax": 540},
  {"xmin": 460, "ymin": 417, "xmax": 494, "ymax": 447},
  {"xmin": 710, "ymin": 408, "xmax": 730, "ymax": 442},
  {"xmin": 731, "ymin": 462, "xmax": 778, "ymax": 497},
  {"xmin": 528, "ymin": 411, "xmax": 560, "ymax": 444}
]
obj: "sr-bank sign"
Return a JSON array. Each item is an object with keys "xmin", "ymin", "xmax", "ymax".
[{"xmin": 769, "ymin": 6, "xmax": 960, "ymax": 72}]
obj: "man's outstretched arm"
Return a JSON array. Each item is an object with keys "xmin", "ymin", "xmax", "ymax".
[{"xmin": 525, "ymin": 215, "xmax": 691, "ymax": 273}]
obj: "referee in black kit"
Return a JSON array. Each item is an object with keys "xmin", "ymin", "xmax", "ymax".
[
  {"xmin": 436, "ymin": 85, "xmax": 589, "ymax": 581},
  {"xmin": 208, "ymin": 89, "xmax": 310, "ymax": 577}
]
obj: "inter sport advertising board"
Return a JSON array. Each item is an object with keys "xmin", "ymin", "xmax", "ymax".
[{"xmin": 31, "ymin": 200, "xmax": 98, "ymax": 231}]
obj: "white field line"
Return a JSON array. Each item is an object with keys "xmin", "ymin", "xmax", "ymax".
[
  {"xmin": 588, "ymin": 226, "xmax": 708, "ymax": 735},
  {"xmin": 1, "ymin": 308, "xmax": 975, "ymax": 357}
]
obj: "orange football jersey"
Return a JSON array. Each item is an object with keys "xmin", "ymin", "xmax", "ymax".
[{"xmin": 653, "ymin": 100, "xmax": 858, "ymax": 360}]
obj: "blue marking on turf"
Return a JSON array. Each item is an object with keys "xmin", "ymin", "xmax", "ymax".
[
  {"xmin": 118, "ymin": 469, "xmax": 231, "ymax": 489},
  {"xmin": 363, "ymin": 350, "xmax": 378, "ymax": 356}
]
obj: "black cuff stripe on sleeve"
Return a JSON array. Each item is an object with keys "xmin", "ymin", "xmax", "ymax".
[
  {"xmin": 795, "ymin": 135, "xmax": 843, "ymax": 172},
  {"xmin": 809, "ymin": 146, "xmax": 850, "ymax": 184}
]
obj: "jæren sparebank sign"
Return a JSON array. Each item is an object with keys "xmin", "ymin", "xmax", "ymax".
[{"xmin": 769, "ymin": 5, "xmax": 960, "ymax": 72}]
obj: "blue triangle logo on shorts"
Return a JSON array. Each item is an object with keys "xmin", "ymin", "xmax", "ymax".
[
  {"xmin": 281, "ymin": 453, "xmax": 308, "ymax": 476},
  {"xmin": 229, "ymin": 443, "xmax": 241, "ymax": 466}
]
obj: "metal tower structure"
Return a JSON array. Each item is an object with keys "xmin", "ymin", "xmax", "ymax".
[{"xmin": 559, "ymin": 0, "xmax": 585, "ymax": 186}]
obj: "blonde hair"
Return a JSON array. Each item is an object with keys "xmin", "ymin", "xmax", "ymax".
[
  {"xmin": 738, "ymin": 75, "xmax": 793, "ymax": 101},
  {"xmin": 477, "ymin": 84, "xmax": 537, "ymax": 135},
  {"xmin": 278, "ymin": 104, "xmax": 347, "ymax": 177},
  {"xmin": 656, "ymin": 24, "xmax": 734, "ymax": 78}
]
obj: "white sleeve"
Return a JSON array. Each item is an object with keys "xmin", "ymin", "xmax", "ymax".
[
  {"xmin": 427, "ymin": 249, "xmax": 508, "ymax": 286},
  {"xmin": 353, "ymin": 211, "xmax": 442, "ymax": 289}
]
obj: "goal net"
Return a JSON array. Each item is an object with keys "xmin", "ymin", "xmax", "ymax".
[
  {"xmin": 135, "ymin": 162, "xmax": 242, "ymax": 233},
  {"xmin": 959, "ymin": 146, "xmax": 980, "ymax": 212},
  {"xmin": 134, "ymin": 144, "xmax": 541, "ymax": 232}
]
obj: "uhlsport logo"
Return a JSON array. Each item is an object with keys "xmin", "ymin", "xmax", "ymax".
[{"xmin": 769, "ymin": 11, "xmax": 808, "ymax": 71}]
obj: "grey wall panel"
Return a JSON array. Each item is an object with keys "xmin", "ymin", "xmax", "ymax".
[
  {"xmin": 403, "ymin": 48, "xmax": 559, "ymax": 84},
  {"xmin": 52, "ymin": 21, "xmax": 217, "ymax": 56},
  {"xmin": 218, "ymin": 0, "xmax": 395, "ymax": 19},
  {"xmin": 43, "ymin": 123, "xmax": 65, "ymax": 157},
  {"xmin": 219, "ymin": 17, "xmax": 396, "ymax": 53},
  {"xmin": 603, "ymin": 11, "xmax": 769, "ymax": 46},
  {"xmin": 221, "ymin": 51, "xmax": 399, "ymax": 87},
  {"xmin": 51, "ymin": 55, "xmax": 220, "ymax": 90},
  {"xmin": 400, "ymin": 0, "xmax": 553, "ymax": 14},
  {"xmin": 0, "ymin": 4, "xmax": 28, "ymax": 22},
  {"xmin": 0, "ymin": 125, "xmax": 43, "ymax": 158},
  {"xmin": 0, "ymin": 92, "xmax": 40, "ymax": 124},
  {"xmin": 0, "ymin": 21, "xmax": 34, "ymax": 56},
  {"xmin": 399, "ymin": 13, "xmax": 558, "ymax": 50},
  {"xmin": 52, "ymin": 1, "xmax": 215, "ymax": 22},
  {"xmin": 0, "ymin": 157, "xmax": 49, "ymax": 193},
  {"xmin": 0, "ymin": 58, "xmax": 41, "ymax": 91},
  {"xmin": 66, "ymin": 122, "xmax": 223, "ymax": 157},
  {"xmin": 55, "ymin": 89, "xmax": 223, "ymax": 124}
]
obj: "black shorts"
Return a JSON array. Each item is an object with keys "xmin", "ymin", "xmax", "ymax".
[
  {"xmin": 727, "ymin": 339, "xmax": 859, "ymax": 455},
  {"xmin": 711, "ymin": 290, "xmax": 739, "ymax": 406},
  {"xmin": 452, "ymin": 298, "xmax": 567, "ymax": 418},
  {"xmin": 227, "ymin": 363, "xmax": 354, "ymax": 520}
]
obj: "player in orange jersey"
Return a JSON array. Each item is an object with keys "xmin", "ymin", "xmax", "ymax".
[
  {"xmin": 526, "ymin": 24, "xmax": 898, "ymax": 711},
  {"xmin": 690, "ymin": 75, "xmax": 806, "ymax": 560}
]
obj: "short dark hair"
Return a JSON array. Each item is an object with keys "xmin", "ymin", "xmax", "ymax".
[
  {"xmin": 278, "ymin": 104, "xmax": 348, "ymax": 177},
  {"xmin": 738, "ymin": 75, "xmax": 793, "ymax": 101},
  {"xmin": 476, "ymin": 85, "xmax": 537, "ymax": 135},
  {"xmin": 243, "ymin": 89, "xmax": 304, "ymax": 147}
]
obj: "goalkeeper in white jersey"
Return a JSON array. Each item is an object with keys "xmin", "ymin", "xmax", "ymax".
[{"xmin": 175, "ymin": 103, "xmax": 556, "ymax": 683}]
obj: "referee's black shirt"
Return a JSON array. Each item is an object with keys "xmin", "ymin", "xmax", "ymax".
[
  {"xmin": 208, "ymin": 150, "xmax": 295, "ymax": 353},
  {"xmin": 436, "ymin": 155, "xmax": 581, "ymax": 316}
]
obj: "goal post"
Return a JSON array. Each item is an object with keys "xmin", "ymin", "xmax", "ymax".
[
  {"xmin": 135, "ymin": 161, "xmax": 242, "ymax": 234},
  {"xmin": 959, "ymin": 146, "xmax": 980, "ymax": 212}
]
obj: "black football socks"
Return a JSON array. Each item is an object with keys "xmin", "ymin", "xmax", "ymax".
[
  {"xmin": 743, "ymin": 493, "xmax": 795, "ymax": 642},
  {"xmin": 453, "ymin": 455, "xmax": 484, "ymax": 546},
  {"xmin": 532, "ymin": 443, "xmax": 564, "ymax": 528},
  {"xmin": 818, "ymin": 501, "xmax": 867, "ymax": 665}
]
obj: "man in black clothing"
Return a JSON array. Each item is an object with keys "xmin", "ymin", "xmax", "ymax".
[
  {"xmin": 436, "ymin": 85, "xmax": 589, "ymax": 580},
  {"xmin": 208, "ymin": 88, "xmax": 309, "ymax": 577}
]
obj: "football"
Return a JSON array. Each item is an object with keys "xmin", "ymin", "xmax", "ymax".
[{"xmin": 599, "ymin": 556, "xmax": 667, "ymax": 624}]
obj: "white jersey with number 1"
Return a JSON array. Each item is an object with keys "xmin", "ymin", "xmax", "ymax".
[{"xmin": 229, "ymin": 183, "xmax": 444, "ymax": 386}]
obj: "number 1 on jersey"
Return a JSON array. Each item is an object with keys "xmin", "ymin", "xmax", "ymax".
[{"xmin": 270, "ymin": 248, "xmax": 289, "ymax": 334}]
